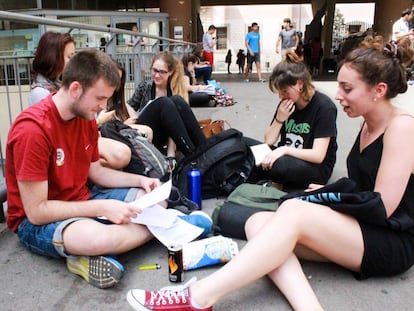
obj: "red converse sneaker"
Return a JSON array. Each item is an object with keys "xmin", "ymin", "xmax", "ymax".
[{"xmin": 126, "ymin": 278, "xmax": 212, "ymax": 311}]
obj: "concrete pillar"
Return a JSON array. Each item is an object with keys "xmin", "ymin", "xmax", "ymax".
[
  {"xmin": 374, "ymin": 0, "xmax": 412, "ymax": 41},
  {"xmin": 160, "ymin": 0, "xmax": 199, "ymax": 43},
  {"xmin": 323, "ymin": 0, "xmax": 335, "ymax": 58}
]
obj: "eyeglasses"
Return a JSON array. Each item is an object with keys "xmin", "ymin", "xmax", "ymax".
[{"xmin": 151, "ymin": 67, "xmax": 169, "ymax": 75}]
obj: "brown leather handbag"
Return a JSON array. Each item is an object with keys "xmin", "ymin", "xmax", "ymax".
[{"xmin": 198, "ymin": 118, "xmax": 231, "ymax": 138}]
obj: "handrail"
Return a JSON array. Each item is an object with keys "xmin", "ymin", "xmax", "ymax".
[
  {"xmin": 0, "ymin": 10, "xmax": 193, "ymax": 46},
  {"xmin": 0, "ymin": 9, "xmax": 197, "ymax": 171}
]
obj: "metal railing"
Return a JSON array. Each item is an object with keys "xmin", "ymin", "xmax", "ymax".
[{"xmin": 0, "ymin": 10, "xmax": 197, "ymax": 174}]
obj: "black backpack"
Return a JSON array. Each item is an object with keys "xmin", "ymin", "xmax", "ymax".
[
  {"xmin": 99, "ymin": 120, "xmax": 170, "ymax": 181},
  {"xmin": 172, "ymin": 128, "xmax": 254, "ymax": 199}
]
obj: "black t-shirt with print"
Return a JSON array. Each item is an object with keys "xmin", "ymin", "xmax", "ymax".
[{"xmin": 273, "ymin": 90, "xmax": 338, "ymax": 173}]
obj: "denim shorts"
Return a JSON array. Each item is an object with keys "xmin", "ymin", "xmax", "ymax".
[
  {"xmin": 247, "ymin": 52, "xmax": 260, "ymax": 65},
  {"xmin": 17, "ymin": 187, "xmax": 139, "ymax": 258}
]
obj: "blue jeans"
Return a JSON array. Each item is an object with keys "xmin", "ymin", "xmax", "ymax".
[{"xmin": 17, "ymin": 187, "xmax": 138, "ymax": 258}]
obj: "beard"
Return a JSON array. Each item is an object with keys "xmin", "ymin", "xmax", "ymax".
[{"xmin": 70, "ymin": 96, "xmax": 96, "ymax": 121}]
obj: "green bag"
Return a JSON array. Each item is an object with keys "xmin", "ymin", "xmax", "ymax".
[
  {"xmin": 227, "ymin": 182, "xmax": 287, "ymax": 210},
  {"xmin": 212, "ymin": 183, "xmax": 287, "ymax": 240}
]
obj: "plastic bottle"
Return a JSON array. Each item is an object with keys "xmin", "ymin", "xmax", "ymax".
[{"xmin": 187, "ymin": 162, "xmax": 202, "ymax": 210}]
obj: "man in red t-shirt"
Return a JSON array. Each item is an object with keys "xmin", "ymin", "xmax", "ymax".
[{"xmin": 5, "ymin": 50, "xmax": 162, "ymax": 289}]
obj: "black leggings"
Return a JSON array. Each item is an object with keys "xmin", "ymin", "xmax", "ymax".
[
  {"xmin": 242, "ymin": 137, "xmax": 331, "ymax": 190},
  {"xmin": 189, "ymin": 92, "xmax": 214, "ymax": 107},
  {"xmin": 257, "ymin": 155, "xmax": 331, "ymax": 190},
  {"xmin": 137, "ymin": 95, "xmax": 206, "ymax": 155}
]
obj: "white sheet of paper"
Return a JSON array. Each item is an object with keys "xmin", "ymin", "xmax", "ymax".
[
  {"xmin": 129, "ymin": 179, "xmax": 172, "ymax": 210},
  {"xmin": 148, "ymin": 218, "xmax": 203, "ymax": 247},
  {"xmin": 193, "ymin": 84, "xmax": 216, "ymax": 95},
  {"xmin": 130, "ymin": 203, "xmax": 176, "ymax": 228},
  {"xmin": 250, "ymin": 143, "xmax": 272, "ymax": 166},
  {"xmin": 127, "ymin": 179, "xmax": 203, "ymax": 247}
]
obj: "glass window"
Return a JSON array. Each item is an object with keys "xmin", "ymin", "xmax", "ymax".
[{"xmin": 216, "ymin": 27, "xmax": 227, "ymax": 50}]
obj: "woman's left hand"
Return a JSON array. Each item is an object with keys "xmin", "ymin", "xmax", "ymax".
[{"xmin": 261, "ymin": 146, "xmax": 287, "ymax": 170}]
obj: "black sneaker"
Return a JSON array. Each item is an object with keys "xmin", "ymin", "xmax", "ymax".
[{"xmin": 167, "ymin": 186, "xmax": 199, "ymax": 213}]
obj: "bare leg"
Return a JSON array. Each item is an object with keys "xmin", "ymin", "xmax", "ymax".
[
  {"xmin": 98, "ymin": 137, "xmax": 131, "ymax": 170},
  {"xmin": 63, "ymin": 220, "xmax": 153, "ymax": 255},
  {"xmin": 64, "ymin": 187, "xmax": 161, "ymax": 255},
  {"xmin": 245, "ymin": 211, "xmax": 322, "ymax": 310},
  {"xmin": 244, "ymin": 63, "xmax": 251, "ymax": 80},
  {"xmin": 256, "ymin": 61, "xmax": 262, "ymax": 80},
  {"xmin": 189, "ymin": 199, "xmax": 364, "ymax": 309}
]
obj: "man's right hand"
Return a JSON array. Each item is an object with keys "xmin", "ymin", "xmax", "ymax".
[{"xmin": 101, "ymin": 199, "xmax": 142, "ymax": 225}]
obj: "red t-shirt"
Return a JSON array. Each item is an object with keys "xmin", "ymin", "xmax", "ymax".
[{"xmin": 6, "ymin": 94, "xmax": 100, "ymax": 232}]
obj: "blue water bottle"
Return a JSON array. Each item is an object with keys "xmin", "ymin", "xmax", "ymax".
[{"xmin": 187, "ymin": 162, "xmax": 202, "ymax": 210}]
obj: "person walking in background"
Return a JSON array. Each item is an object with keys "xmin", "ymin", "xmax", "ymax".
[
  {"xmin": 244, "ymin": 22, "xmax": 265, "ymax": 82},
  {"xmin": 236, "ymin": 49, "xmax": 246, "ymax": 74},
  {"xmin": 392, "ymin": 8, "xmax": 414, "ymax": 42},
  {"xmin": 276, "ymin": 18, "xmax": 299, "ymax": 61},
  {"xmin": 225, "ymin": 49, "xmax": 232, "ymax": 74},
  {"xmin": 202, "ymin": 25, "xmax": 217, "ymax": 68}
]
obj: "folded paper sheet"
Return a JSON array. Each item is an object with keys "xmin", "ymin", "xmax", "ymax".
[{"xmin": 250, "ymin": 143, "xmax": 272, "ymax": 166}]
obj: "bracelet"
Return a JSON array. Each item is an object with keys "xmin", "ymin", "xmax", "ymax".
[{"xmin": 275, "ymin": 117, "xmax": 285, "ymax": 124}]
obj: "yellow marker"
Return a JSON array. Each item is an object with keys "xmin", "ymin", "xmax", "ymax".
[{"xmin": 138, "ymin": 263, "xmax": 161, "ymax": 271}]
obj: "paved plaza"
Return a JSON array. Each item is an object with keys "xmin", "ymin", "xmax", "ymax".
[{"xmin": 1, "ymin": 76, "xmax": 414, "ymax": 310}]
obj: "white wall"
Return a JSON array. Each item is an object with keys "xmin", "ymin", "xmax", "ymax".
[
  {"xmin": 201, "ymin": 3, "xmax": 375, "ymax": 73},
  {"xmin": 201, "ymin": 4, "xmax": 313, "ymax": 72}
]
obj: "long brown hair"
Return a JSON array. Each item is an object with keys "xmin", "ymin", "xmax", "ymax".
[
  {"xmin": 32, "ymin": 31, "xmax": 75, "ymax": 81},
  {"xmin": 107, "ymin": 63, "xmax": 130, "ymax": 122}
]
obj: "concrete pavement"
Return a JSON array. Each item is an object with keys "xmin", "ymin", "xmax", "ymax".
[{"xmin": 1, "ymin": 76, "xmax": 414, "ymax": 311}]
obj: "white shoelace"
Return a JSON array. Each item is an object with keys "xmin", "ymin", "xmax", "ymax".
[{"xmin": 149, "ymin": 277, "xmax": 197, "ymax": 306}]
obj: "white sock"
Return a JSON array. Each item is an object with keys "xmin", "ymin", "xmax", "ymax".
[{"xmin": 190, "ymin": 296, "xmax": 203, "ymax": 309}]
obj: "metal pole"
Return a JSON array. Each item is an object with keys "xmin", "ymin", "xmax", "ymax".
[{"xmin": 0, "ymin": 10, "xmax": 191, "ymax": 45}]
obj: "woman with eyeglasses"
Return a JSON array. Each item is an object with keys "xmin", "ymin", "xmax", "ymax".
[
  {"xmin": 253, "ymin": 50, "xmax": 337, "ymax": 191},
  {"xmin": 128, "ymin": 51, "xmax": 206, "ymax": 159}
]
